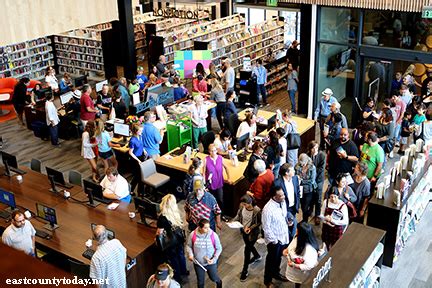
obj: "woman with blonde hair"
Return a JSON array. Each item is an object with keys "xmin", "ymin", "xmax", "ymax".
[
  {"xmin": 156, "ymin": 194, "xmax": 188, "ymax": 283},
  {"xmin": 295, "ymin": 153, "xmax": 317, "ymax": 222},
  {"xmin": 146, "ymin": 263, "xmax": 181, "ymax": 288},
  {"xmin": 94, "ymin": 119, "xmax": 120, "ymax": 173},
  {"xmin": 211, "ymin": 78, "xmax": 226, "ymax": 129}
]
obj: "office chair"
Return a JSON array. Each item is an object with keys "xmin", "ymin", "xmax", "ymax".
[
  {"xmin": 68, "ymin": 259, "xmax": 90, "ymax": 279},
  {"xmin": 68, "ymin": 170, "xmax": 83, "ymax": 187},
  {"xmin": 30, "ymin": 158, "xmax": 42, "ymax": 173},
  {"xmin": 199, "ymin": 131, "xmax": 215, "ymax": 153},
  {"xmin": 140, "ymin": 159, "xmax": 170, "ymax": 199}
]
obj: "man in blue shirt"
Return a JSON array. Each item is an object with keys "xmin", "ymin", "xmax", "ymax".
[
  {"xmin": 252, "ymin": 59, "xmax": 268, "ymax": 107},
  {"xmin": 314, "ymin": 88, "xmax": 338, "ymax": 149},
  {"xmin": 136, "ymin": 66, "xmax": 148, "ymax": 91},
  {"xmin": 142, "ymin": 111, "xmax": 164, "ymax": 159}
]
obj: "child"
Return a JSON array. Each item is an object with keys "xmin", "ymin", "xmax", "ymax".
[
  {"xmin": 136, "ymin": 66, "xmax": 148, "ymax": 91},
  {"xmin": 413, "ymin": 104, "xmax": 427, "ymax": 141},
  {"xmin": 128, "ymin": 79, "xmax": 140, "ymax": 96},
  {"xmin": 398, "ymin": 111, "xmax": 412, "ymax": 155}
]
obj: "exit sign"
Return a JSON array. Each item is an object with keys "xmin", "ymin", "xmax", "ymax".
[
  {"xmin": 422, "ymin": 6, "xmax": 432, "ymax": 18},
  {"xmin": 267, "ymin": 0, "xmax": 277, "ymax": 7}
]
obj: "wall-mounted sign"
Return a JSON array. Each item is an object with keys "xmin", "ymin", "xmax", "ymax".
[
  {"xmin": 422, "ymin": 6, "xmax": 432, "ymax": 18},
  {"xmin": 312, "ymin": 257, "xmax": 332, "ymax": 288},
  {"xmin": 153, "ymin": 8, "xmax": 199, "ymax": 20}
]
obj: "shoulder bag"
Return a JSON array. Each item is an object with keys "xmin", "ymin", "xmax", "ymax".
[{"xmin": 286, "ymin": 124, "xmax": 301, "ymax": 150}]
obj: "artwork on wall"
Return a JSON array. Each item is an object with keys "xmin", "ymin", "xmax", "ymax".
[{"xmin": 174, "ymin": 50, "xmax": 212, "ymax": 79}]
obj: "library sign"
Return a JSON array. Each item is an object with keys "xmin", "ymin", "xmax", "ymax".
[{"xmin": 153, "ymin": 8, "xmax": 199, "ymax": 20}]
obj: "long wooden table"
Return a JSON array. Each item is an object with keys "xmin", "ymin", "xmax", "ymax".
[{"xmin": 0, "ymin": 168, "xmax": 157, "ymax": 287}]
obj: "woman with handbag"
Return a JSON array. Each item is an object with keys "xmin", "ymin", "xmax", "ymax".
[
  {"xmin": 332, "ymin": 173, "xmax": 358, "ymax": 220},
  {"xmin": 295, "ymin": 154, "xmax": 317, "ymax": 222},
  {"xmin": 320, "ymin": 189, "xmax": 349, "ymax": 250},
  {"xmin": 156, "ymin": 194, "xmax": 188, "ymax": 283}
]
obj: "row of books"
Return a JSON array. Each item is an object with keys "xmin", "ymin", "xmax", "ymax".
[
  {"xmin": 57, "ymin": 58, "xmax": 104, "ymax": 71},
  {"xmin": 54, "ymin": 36, "xmax": 102, "ymax": 48},
  {"xmin": 27, "ymin": 37, "xmax": 51, "ymax": 49},
  {"xmin": 55, "ymin": 44, "xmax": 103, "ymax": 57},
  {"xmin": 56, "ymin": 51, "xmax": 103, "ymax": 64}
]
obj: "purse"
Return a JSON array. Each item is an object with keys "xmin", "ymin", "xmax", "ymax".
[
  {"xmin": 155, "ymin": 225, "xmax": 185, "ymax": 252},
  {"xmin": 286, "ymin": 123, "xmax": 301, "ymax": 150}
]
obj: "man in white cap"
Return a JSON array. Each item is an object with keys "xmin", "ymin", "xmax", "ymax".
[
  {"xmin": 222, "ymin": 58, "xmax": 235, "ymax": 93},
  {"xmin": 314, "ymin": 88, "xmax": 338, "ymax": 148}
]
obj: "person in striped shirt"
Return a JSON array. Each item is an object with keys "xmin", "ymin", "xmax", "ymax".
[{"xmin": 185, "ymin": 176, "xmax": 222, "ymax": 232}]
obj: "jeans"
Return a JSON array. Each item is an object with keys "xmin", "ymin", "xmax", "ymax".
[
  {"xmin": 257, "ymin": 84, "xmax": 267, "ymax": 104},
  {"xmin": 193, "ymin": 263, "xmax": 222, "ymax": 288},
  {"xmin": 314, "ymin": 181, "xmax": 324, "ymax": 217},
  {"xmin": 193, "ymin": 127, "xmax": 207, "ymax": 149},
  {"xmin": 242, "ymin": 232, "xmax": 260, "ymax": 273},
  {"xmin": 210, "ymin": 187, "xmax": 224, "ymax": 212},
  {"xmin": 394, "ymin": 123, "xmax": 401, "ymax": 142},
  {"xmin": 166, "ymin": 245, "xmax": 188, "ymax": 282},
  {"xmin": 264, "ymin": 242, "xmax": 288, "ymax": 284},
  {"xmin": 49, "ymin": 124, "xmax": 59, "ymax": 145},
  {"xmin": 287, "ymin": 207, "xmax": 297, "ymax": 241},
  {"xmin": 216, "ymin": 102, "xmax": 225, "ymax": 129},
  {"xmin": 272, "ymin": 162, "xmax": 281, "ymax": 179},
  {"xmin": 288, "ymin": 89, "xmax": 297, "ymax": 113},
  {"xmin": 301, "ymin": 192, "xmax": 314, "ymax": 222}
]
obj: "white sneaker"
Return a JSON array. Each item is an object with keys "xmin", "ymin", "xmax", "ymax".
[
  {"xmin": 389, "ymin": 151, "xmax": 394, "ymax": 159},
  {"xmin": 256, "ymin": 238, "xmax": 266, "ymax": 245}
]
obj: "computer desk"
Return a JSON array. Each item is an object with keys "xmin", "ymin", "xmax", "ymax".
[{"xmin": 0, "ymin": 167, "xmax": 158, "ymax": 288}]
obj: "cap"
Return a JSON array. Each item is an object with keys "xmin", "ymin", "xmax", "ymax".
[
  {"xmin": 193, "ymin": 176, "xmax": 205, "ymax": 191},
  {"xmin": 155, "ymin": 268, "xmax": 169, "ymax": 281},
  {"xmin": 322, "ymin": 88, "xmax": 333, "ymax": 96},
  {"xmin": 137, "ymin": 66, "xmax": 144, "ymax": 71},
  {"xmin": 73, "ymin": 90, "xmax": 82, "ymax": 99}
]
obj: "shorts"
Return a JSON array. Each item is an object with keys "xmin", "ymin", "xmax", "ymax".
[
  {"xmin": 400, "ymin": 137, "xmax": 408, "ymax": 145},
  {"xmin": 99, "ymin": 150, "xmax": 114, "ymax": 160}
]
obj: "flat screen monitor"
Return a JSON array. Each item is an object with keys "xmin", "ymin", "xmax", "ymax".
[
  {"xmin": 90, "ymin": 223, "xmax": 115, "ymax": 240},
  {"xmin": 114, "ymin": 123, "xmax": 130, "ymax": 137},
  {"xmin": 45, "ymin": 167, "xmax": 66, "ymax": 186},
  {"xmin": 74, "ymin": 75, "xmax": 88, "ymax": 87},
  {"xmin": 237, "ymin": 132, "xmax": 250, "ymax": 151},
  {"xmin": 83, "ymin": 179, "xmax": 110, "ymax": 207},
  {"xmin": 36, "ymin": 203, "xmax": 58, "ymax": 230},
  {"xmin": 95, "ymin": 80, "xmax": 108, "ymax": 92},
  {"xmin": 1, "ymin": 151, "xmax": 18, "ymax": 169},
  {"xmin": 133, "ymin": 196, "xmax": 159, "ymax": 225},
  {"xmin": 0, "ymin": 189, "xmax": 16, "ymax": 210},
  {"xmin": 132, "ymin": 92, "xmax": 140, "ymax": 106},
  {"xmin": 35, "ymin": 87, "xmax": 51, "ymax": 102},
  {"xmin": 60, "ymin": 91, "xmax": 74, "ymax": 105}
]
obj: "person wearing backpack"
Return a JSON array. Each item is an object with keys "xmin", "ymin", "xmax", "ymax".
[{"xmin": 186, "ymin": 219, "xmax": 223, "ymax": 288}]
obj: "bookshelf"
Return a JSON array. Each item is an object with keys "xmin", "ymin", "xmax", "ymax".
[
  {"xmin": 53, "ymin": 23, "xmax": 112, "ymax": 79},
  {"xmin": 133, "ymin": 12, "xmax": 163, "ymax": 62},
  {"xmin": 0, "ymin": 37, "xmax": 54, "ymax": 80},
  {"xmin": 148, "ymin": 13, "xmax": 242, "ymax": 68}
]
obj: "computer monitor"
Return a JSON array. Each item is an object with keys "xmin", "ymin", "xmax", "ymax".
[
  {"xmin": 0, "ymin": 189, "xmax": 16, "ymax": 212},
  {"xmin": 60, "ymin": 91, "xmax": 74, "ymax": 105},
  {"xmin": 35, "ymin": 87, "xmax": 52, "ymax": 103},
  {"xmin": 114, "ymin": 123, "xmax": 130, "ymax": 137},
  {"xmin": 90, "ymin": 223, "xmax": 115, "ymax": 240},
  {"xmin": 74, "ymin": 75, "xmax": 88, "ymax": 87},
  {"xmin": 1, "ymin": 151, "xmax": 25, "ymax": 176},
  {"xmin": 36, "ymin": 203, "xmax": 59, "ymax": 231},
  {"xmin": 132, "ymin": 92, "xmax": 140, "ymax": 106},
  {"xmin": 45, "ymin": 167, "xmax": 67, "ymax": 187},
  {"xmin": 95, "ymin": 80, "xmax": 108, "ymax": 92},
  {"xmin": 236, "ymin": 132, "xmax": 250, "ymax": 152},
  {"xmin": 83, "ymin": 179, "xmax": 110, "ymax": 207},
  {"xmin": 133, "ymin": 196, "xmax": 159, "ymax": 225}
]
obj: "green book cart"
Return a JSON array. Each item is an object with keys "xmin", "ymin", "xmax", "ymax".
[{"xmin": 166, "ymin": 117, "xmax": 192, "ymax": 151}]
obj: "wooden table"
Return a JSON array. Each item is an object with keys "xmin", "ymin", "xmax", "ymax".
[
  {"xmin": 0, "ymin": 168, "xmax": 157, "ymax": 287},
  {"xmin": 238, "ymin": 109, "xmax": 276, "ymax": 127}
]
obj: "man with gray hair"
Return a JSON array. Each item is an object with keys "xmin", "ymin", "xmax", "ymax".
[
  {"xmin": 222, "ymin": 58, "xmax": 235, "ymax": 93},
  {"xmin": 156, "ymin": 55, "xmax": 168, "ymax": 78},
  {"xmin": 247, "ymin": 159, "xmax": 274, "ymax": 209},
  {"xmin": 328, "ymin": 101, "xmax": 348, "ymax": 129},
  {"xmin": 142, "ymin": 110, "xmax": 164, "ymax": 159},
  {"xmin": 90, "ymin": 225, "xmax": 127, "ymax": 288}
]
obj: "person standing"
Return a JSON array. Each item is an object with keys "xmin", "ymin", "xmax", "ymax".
[
  {"xmin": 307, "ymin": 141, "xmax": 326, "ymax": 225},
  {"xmin": 222, "ymin": 58, "xmax": 235, "ymax": 93},
  {"xmin": 2, "ymin": 211, "xmax": 36, "ymax": 256},
  {"xmin": 314, "ymin": 88, "xmax": 338, "ymax": 148},
  {"xmin": 210, "ymin": 78, "xmax": 226, "ymax": 129},
  {"xmin": 12, "ymin": 77, "xmax": 30, "ymax": 125},
  {"xmin": 295, "ymin": 154, "xmax": 317, "ymax": 222},
  {"xmin": 262, "ymin": 185, "xmax": 290, "ymax": 287},
  {"xmin": 117, "ymin": 77, "xmax": 131, "ymax": 111},
  {"xmin": 129, "ymin": 124, "xmax": 145, "ymax": 196},
  {"xmin": 274, "ymin": 163, "xmax": 301, "ymax": 240},
  {"xmin": 204, "ymin": 144, "xmax": 230, "ymax": 217},
  {"xmin": 156, "ymin": 194, "xmax": 188, "ymax": 283},
  {"xmin": 82, "ymin": 121, "xmax": 99, "ymax": 183},
  {"xmin": 190, "ymin": 95, "xmax": 208, "ymax": 149},
  {"xmin": 391, "ymin": 94, "xmax": 406, "ymax": 146},
  {"xmin": 45, "ymin": 93, "xmax": 60, "ymax": 147},
  {"xmin": 287, "ymin": 63, "xmax": 299, "ymax": 113},
  {"xmin": 360, "ymin": 132, "xmax": 385, "ymax": 187},
  {"xmin": 232, "ymin": 194, "xmax": 262, "ymax": 282},
  {"xmin": 136, "ymin": 66, "xmax": 149, "ymax": 91},
  {"xmin": 247, "ymin": 159, "xmax": 274, "ymax": 209},
  {"xmin": 96, "ymin": 84, "xmax": 113, "ymax": 122},
  {"xmin": 265, "ymin": 130, "xmax": 283, "ymax": 177},
  {"xmin": 350, "ymin": 162, "xmax": 371, "ymax": 222},
  {"xmin": 156, "ymin": 56, "xmax": 169, "ymax": 78},
  {"xmin": 252, "ymin": 59, "xmax": 268, "ymax": 107},
  {"xmin": 187, "ymin": 219, "xmax": 223, "ymax": 288},
  {"xmin": 280, "ymin": 112, "xmax": 299, "ymax": 167},
  {"xmin": 286, "ymin": 40, "xmax": 300, "ymax": 71},
  {"xmin": 244, "ymin": 141, "xmax": 264, "ymax": 184},
  {"xmin": 146, "ymin": 263, "xmax": 181, "ymax": 288},
  {"xmin": 80, "ymin": 84, "xmax": 98, "ymax": 128},
  {"xmin": 142, "ymin": 111, "xmax": 164, "ymax": 159},
  {"xmin": 94, "ymin": 119, "xmax": 120, "ymax": 171},
  {"xmin": 89, "ymin": 225, "xmax": 127, "ymax": 288}
]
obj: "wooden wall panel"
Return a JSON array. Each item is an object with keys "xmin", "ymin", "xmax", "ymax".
[{"xmin": 0, "ymin": 0, "xmax": 119, "ymax": 46}]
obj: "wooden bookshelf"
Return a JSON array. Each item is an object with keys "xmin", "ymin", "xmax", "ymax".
[
  {"xmin": 0, "ymin": 37, "xmax": 54, "ymax": 80},
  {"xmin": 133, "ymin": 12, "xmax": 162, "ymax": 62}
]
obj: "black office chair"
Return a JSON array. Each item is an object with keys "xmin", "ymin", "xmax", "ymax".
[
  {"xmin": 68, "ymin": 170, "xmax": 82, "ymax": 187},
  {"xmin": 200, "ymin": 131, "xmax": 216, "ymax": 153},
  {"xmin": 30, "ymin": 158, "xmax": 42, "ymax": 173},
  {"xmin": 68, "ymin": 259, "xmax": 90, "ymax": 279}
]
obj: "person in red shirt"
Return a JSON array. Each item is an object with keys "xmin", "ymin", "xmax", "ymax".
[
  {"xmin": 80, "ymin": 84, "xmax": 99, "ymax": 127},
  {"xmin": 247, "ymin": 159, "xmax": 275, "ymax": 209}
]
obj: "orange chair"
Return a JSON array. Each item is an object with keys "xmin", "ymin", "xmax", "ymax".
[
  {"xmin": 28, "ymin": 79, "xmax": 42, "ymax": 90},
  {"xmin": 0, "ymin": 78, "xmax": 18, "ymax": 101}
]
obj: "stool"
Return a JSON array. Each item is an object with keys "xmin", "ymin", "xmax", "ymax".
[{"xmin": 0, "ymin": 94, "xmax": 10, "ymax": 116}]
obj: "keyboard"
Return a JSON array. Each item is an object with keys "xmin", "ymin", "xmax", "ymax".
[
  {"xmin": 10, "ymin": 167, "xmax": 26, "ymax": 175},
  {"xmin": 35, "ymin": 229, "xmax": 50, "ymax": 239},
  {"xmin": 55, "ymin": 181, "xmax": 73, "ymax": 189},
  {"xmin": 112, "ymin": 140, "xmax": 127, "ymax": 146},
  {"xmin": 82, "ymin": 248, "xmax": 95, "ymax": 260},
  {"xmin": 0, "ymin": 210, "xmax": 11, "ymax": 219},
  {"xmin": 97, "ymin": 197, "xmax": 113, "ymax": 205}
]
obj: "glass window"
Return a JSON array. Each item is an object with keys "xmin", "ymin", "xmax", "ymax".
[
  {"xmin": 265, "ymin": 9, "xmax": 278, "ymax": 21},
  {"xmin": 249, "ymin": 8, "xmax": 265, "ymax": 26},
  {"xmin": 319, "ymin": 7, "xmax": 359, "ymax": 44},
  {"xmin": 280, "ymin": 10, "xmax": 301, "ymax": 45},
  {"xmin": 363, "ymin": 11, "xmax": 431, "ymax": 50},
  {"xmin": 235, "ymin": 7, "xmax": 249, "ymax": 25}
]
